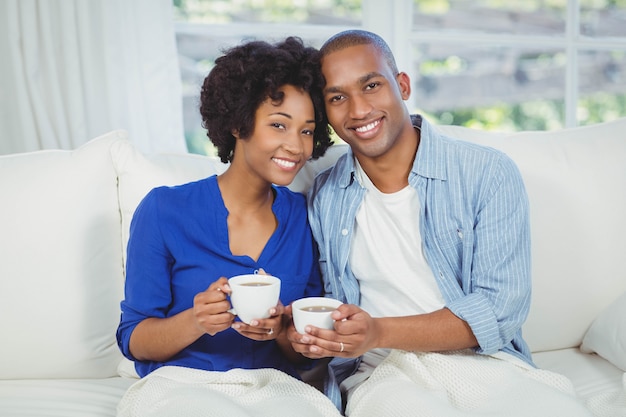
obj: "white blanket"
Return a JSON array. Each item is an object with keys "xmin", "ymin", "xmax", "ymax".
[
  {"xmin": 117, "ymin": 366, "xmax": 342, "ymax": 417},
  {"xmin": 346, "ymin": 349, "xmax": 610, "ymax": 417}
]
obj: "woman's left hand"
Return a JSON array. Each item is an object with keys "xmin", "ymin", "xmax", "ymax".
[{"xmin": 231, "ymin": 301, "xmax": 285, "ymax": 341}]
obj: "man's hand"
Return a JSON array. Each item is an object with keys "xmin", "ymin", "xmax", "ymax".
[{"xmin": 287, "ymin": 304, "xmax": 380, "ymax": 358}]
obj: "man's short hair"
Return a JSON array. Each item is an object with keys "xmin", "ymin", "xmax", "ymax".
[{"xmin": 320, "ymin": 29, "xmax": 399, "ymax": 75}]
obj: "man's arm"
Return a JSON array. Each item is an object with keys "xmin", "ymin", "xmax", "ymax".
[{"xmin": 288, "ymin": 304, "xmax": 477, "ymax": 358}]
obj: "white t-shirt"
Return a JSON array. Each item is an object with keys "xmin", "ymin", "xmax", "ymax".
[{"xmin": 342, "ymin": 158, "xmax": 446, "ymax": 393}]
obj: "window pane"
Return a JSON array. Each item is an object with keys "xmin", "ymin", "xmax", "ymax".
[
  {"xmin": 173, "ymin": 0, "xmax": 361, "ymax": 25},
  {"xmin": 412, "ymin": 0, "xmax": 566, "ymax": 35},
  {"xmin": 177, "ymin": 32, "xmax": 239, "ymax": 156},
  {"xmin": 411, "ymin": 44, "xmax": 566, "ymax": 130},
  {"xmin": 580, "ymin": 0, "xmax": 626, "ymax": 37},
  {"xmin": 578, "ymin": 49, "xmax": 626, "ymax": 125}
]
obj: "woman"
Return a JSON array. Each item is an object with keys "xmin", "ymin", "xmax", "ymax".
[{"xmin": 116, "ymin": 37, "xmax": 338, "ymax": 417}]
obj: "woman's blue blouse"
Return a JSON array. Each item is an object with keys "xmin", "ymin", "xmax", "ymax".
[{"xmin": 117, "ymin": 175, "xmax": 322, "ymax": 378}]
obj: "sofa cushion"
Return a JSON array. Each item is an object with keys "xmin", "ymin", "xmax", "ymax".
[
  {"xmin": 0, "ymin": 377, "xmax": 134, "ymax": 417},
  {"xmin": 111, "ymin": 140, "xmax": 229, "ymax": 268},
  {"xmin": 581, "ymin": 291, "xmax": 626, "ymax": 372},
  {"xmin": 0, "ymin": 131, "xmax": 127, "ymax": 379},
  {"xmin": 533, "ymin": 348, "xmax": 624, "ymax": 400},
  {"xmin": 437, "ymin": 118, "xmax": 626, "ymax": 352}
]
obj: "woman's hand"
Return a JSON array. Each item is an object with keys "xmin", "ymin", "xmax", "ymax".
[
  {"xmin": 231, "ymin": 302, "xmax": 286, "ymax": 341},
  {"xmin": 192, "ymin": 277, "xmax": 236, "ymax": 336}
]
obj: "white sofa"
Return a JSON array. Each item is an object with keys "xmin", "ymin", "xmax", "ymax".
[{"xmin": 1, "ymin": 119, "xmax": 625, "ymax": 416}]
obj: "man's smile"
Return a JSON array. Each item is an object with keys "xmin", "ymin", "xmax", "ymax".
[{"xmin": 352, "ymin": 118, "xmax": 382, "ymax": 138}]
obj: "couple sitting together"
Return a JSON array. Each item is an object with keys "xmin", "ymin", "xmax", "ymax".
[{"xmin": 115, "ymin": 30, "xmax": 593, "ymax": 417}]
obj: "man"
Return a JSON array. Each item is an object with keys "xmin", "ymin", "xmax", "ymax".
[{"xmin": 288, "ymin": 30, "xmax": 591, "ymax": 416}]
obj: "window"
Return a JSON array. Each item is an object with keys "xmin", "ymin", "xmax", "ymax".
[
  {"xmin": 174, "ymin": 0, "xmax": 626, "ymax": 154},
  {"xmin": 407, "ymin": 0, "xmax": 626, "ymax": 130}
]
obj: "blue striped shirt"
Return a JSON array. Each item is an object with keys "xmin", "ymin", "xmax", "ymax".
[{"xmin": 307, "ymin": 116, "xmax": 533, "ymax": 409}]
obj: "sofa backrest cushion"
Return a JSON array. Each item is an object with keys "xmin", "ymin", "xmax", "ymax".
[
  {"xmin": 437, "ymin": 118, "xmax": 626, "ymax": 353},
  {"xmin": 111, "ymin": 140, "xmax": 229, "ymax": 269},
  {"xmin": 0, "ymin": 130, "xmax": 127, "ymax": 379}
]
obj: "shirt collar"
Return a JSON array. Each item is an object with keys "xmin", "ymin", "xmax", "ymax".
[
  {"xmin": 411, "ymin": 114, "xmax": 448, "ymax": 181},
  {"xmin": 335, "ymin": 148, "xmax": 358, "ymax": 189}
]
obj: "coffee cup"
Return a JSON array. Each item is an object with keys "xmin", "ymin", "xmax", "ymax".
[
  {"xmin": 228, "ymin": 274, "xmax": 281, "ymax": 324},
  {"xmin": 292, "ymin": 296, "xmax": 342, "ymax": 334}
]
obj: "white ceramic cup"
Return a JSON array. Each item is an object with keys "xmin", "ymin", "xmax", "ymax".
[
  {"xmin": 292, "ymin": 296, "xmax": 342, "ymax": 334},
  {"xmin": 227, "ymin": 274, "xmax": 281, "ymax": 324}
]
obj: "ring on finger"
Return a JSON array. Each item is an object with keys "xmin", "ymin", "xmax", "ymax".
[
  {"xmin": 267, "ymin": 328, "xmax": 274, "ymax": 335},
  {"xmin": 340, "ymin": 342, "xmax": 344, "ymax": 352}
]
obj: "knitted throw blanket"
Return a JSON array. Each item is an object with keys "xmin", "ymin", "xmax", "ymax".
[
  {"xmin": 117, "ymin": 366, "xmax": 342, "ymax": 417},
  {"xmin": 346, "ymin": 349, "xmax": 624, "ymax": 417}
]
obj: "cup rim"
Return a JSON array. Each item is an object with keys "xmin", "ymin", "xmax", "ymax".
[
  {"xmin": 292, "ymin": 296, "xmax": 342, "ymax": 310},
  {"xmin": 228, "ymin": 274, "xmax": 280, "ymax": 286}
]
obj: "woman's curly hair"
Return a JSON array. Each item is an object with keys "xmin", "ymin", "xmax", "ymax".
[{"xmin": 200, "ymin": 37, "xmax": 332, "ymax": 164}]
